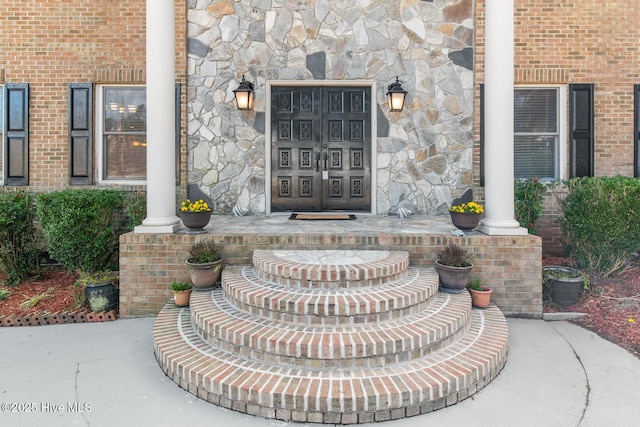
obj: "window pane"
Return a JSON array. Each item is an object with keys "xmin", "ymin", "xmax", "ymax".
[
  {"xmin": 103, "ymin": 86, "xmax": 147, "ymax": 180},
  {"xmin": 514, "ymin": 135, "xmax": 556, "ymax": 179},
  {"xmin": 514, "ymin": 89, "xmax": 557, "ymax": 133},
  {"xmin": 105, "ymin": 135, "xmax": 147, "ymax": 180},
  {"xmin": 104, "ymin": 88, "xmax": 146, "ymax": 132}
]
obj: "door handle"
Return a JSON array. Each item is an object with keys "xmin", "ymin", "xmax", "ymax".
[
  {"xmin": 323, "ymin": 152, "xmax": 328, "ymax": 170},
  {"xmin": 315, "ymin": 152, "xmax": 321, "ymax": 172}
]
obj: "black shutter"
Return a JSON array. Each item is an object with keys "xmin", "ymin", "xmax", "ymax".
[
  {"xmin": 569, "ymin": 84, "xmax": 594, "ymax": 177},
  {"xmin": 4, "ymin": 83, "xmax": 29, "ymax": 185},
  {"xmin": 68, "ymin": 83, "xmax": 93, "ymax": 185},
  {"xmin": 635, "ymin": 85, "xmax": 640, "ymax": 177},
  {"xmin": 479, "ymin": 84, "xmax": 485, "ymax": 186}
]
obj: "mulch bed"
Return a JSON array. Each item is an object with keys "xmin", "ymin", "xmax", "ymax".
[
  {"xmin": 543, "ymin": 255, "xmax": 640, "ymax": 358},
  {"xmin": 2, "ymin": 260, "xmax": 638, "ymax": 359},
  {"xmin": 0, "ymin": 269, "xmax": 118, "ymax": 326}
]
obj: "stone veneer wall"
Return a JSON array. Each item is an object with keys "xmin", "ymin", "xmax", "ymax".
[
  {"xmin": 119, "ymin": 232, "xmax": 542, "ymax": 318},
  {"xmin": 187, "ymin": 0, "xmax": 475, "ymax": 215}
]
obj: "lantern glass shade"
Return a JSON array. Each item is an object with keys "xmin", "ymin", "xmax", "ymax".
[
  {"xmin": 386, "ymin": 77, "xmax": 407, "ymax": 112},
  {"xmin": 233, "ymin": 75, "xmax": 255, "ymax": 110}
]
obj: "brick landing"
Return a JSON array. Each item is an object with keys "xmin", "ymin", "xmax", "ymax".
[
  {"xmin": 120, "ymin": 215, "xmax": 542, "ymax": 318},
  {"xmin": 153, "ymin": 250, "xmax": 509, "ymax": 423}
]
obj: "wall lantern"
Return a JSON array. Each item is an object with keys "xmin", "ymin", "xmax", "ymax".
[
  {"xmin": 386, "ymin": 77, "xmax": 408, "ymax": 112},
  {"xmin": 233, "ymin": 75, "xmax": 255, "ymax": 110}
]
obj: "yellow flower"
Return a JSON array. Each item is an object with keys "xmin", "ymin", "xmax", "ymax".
[
  {"xmin": 628, "ymin": 318, "xmax": 635, "ymax": 324},
  {"xmin": 180, "ymin": 198, "xmax": 211, "ymax": 213},
  {"xmin": 450, "ymin": 201, "xmax": 484, "ymax": 214}
]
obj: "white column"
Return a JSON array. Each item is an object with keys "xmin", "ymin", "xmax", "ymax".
[
  {"xmin": 135, "ymin": 0, "xmax": 182, "ymax": 233},
  {"xmin": 477, "ymin": 0, "xmax": 527, "ymax": 236}
]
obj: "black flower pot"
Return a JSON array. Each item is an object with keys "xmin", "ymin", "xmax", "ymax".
[
  {"xmin": 181, "ymin": 210, "xmax": 212, "ymax": 230},
  {"xmin": 85, "ymin": 281, "xmax": 119, "ymax": 312},
  {"xmin": 544, "ymin": 266, "xmax": 584, "ymax": 307},
  {"xmin": 449, "ymin": 211, "xmax": 482, "ymax": 230}
]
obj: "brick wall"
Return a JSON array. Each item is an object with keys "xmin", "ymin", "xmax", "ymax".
[
  {"xmin": 0, "ymin": 1, "xmax": 187, "ymax": 191},
  {"xmin": 119, "ymin": 232, "xmax": 543, "ymax": 319},
  {"xmin": 475, "ymin": 0, "xmax": 640, "ymax": 179},
  {"xmin": 474, "ymin": 1, "xmax": 640, "ymax": 250}
]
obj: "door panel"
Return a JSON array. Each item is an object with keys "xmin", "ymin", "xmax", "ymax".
[
  {"xmin": 322, "ymin": 88, "xmax": 370, "ymax": 210},
  {"xmin": 271, "ymin": 86, "xmax": 371, "ymax": 212},
  {"xmin": 271, "ymin": 88, "xmax": 322, "ymax": 211}
]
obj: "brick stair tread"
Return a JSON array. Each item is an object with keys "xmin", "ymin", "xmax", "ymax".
[
  {"xmin": 190, "ymin": 288, "xmax": 471, "ymax": 367},
  {"xmin": 154, "ymin": 304, "xmax": 508, "ymax": 417},
  {"xmin": 222, "ymin": 266, "xmax": 439, "ymax": 322},
  {"xmin": 252, "ymin": 250, "xmax": 409, "ymax": 288}
]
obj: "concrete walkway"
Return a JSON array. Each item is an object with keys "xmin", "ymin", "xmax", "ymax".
[{"xmin": 0, "ymin": 318, "xmax": 638, "ymax": 427}]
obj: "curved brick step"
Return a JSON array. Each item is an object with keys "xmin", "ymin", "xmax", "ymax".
[
  {"xmin": 154, "ymin": 304, "xmax": 508, "ymax": 424},
  {"xmin": 222, "ymin": 266, "xmax": 439, "ymax": 324},
  {"xmin": 189, "ymin": 288, "xmax": 471, "ymax": 369},
  {"xmin": 252, "ymin": 250, "xmax": 409, "ymax": 289}
]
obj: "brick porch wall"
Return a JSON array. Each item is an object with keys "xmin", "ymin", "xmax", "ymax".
[{"xmin": 119, "ymin": 232, "xmax": 542, "ymax": 319}]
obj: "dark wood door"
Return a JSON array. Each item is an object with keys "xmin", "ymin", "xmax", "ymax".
[{"xmin": 271, "ymin": 86, "xmax": 371, "ymax": 212}]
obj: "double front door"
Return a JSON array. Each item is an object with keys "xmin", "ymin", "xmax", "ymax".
[{"xmin": 271, "ymin": 86, "xmax": 371, "ymax": 211}]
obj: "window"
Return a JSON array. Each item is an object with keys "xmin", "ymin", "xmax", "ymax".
[
  {"xmin": 98, "ymin": 86, "xmax": 147, "ymax": 181},
  {"xmin": 514, "ymin": 87, "xmax": 564, "ymax": 180}
]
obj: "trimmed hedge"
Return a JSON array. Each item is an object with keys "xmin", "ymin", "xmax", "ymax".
[
  {"xmin": 0, "ymin": 191, "xmax": 40, "ymax": 285},
  {"xmin": 559, "ymin": 176, "xmax": 640, "ymax": 277},
  {"xmin": 36, "ymin": 190, "xmax": 124, "ymax": 274}
]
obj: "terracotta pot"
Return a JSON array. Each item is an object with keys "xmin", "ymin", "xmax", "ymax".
[
  {"xmin": 181, "ymin": 210, "xmax": 212, "ymax": 230},
  {"xmin": 469, "ymin": 286, "xmax": 492, "ymax": 308},
  {"xmin": 186, "ymin": 258, "xmax": 224, "ymax": 290},
  {"xmin": 435, "ymin": 261, "xmax": 473, "ymax": 294},
  {"xmin": 449, "ymin": 211, "xmax": 482, "ymax": 230},
  {"xmin": 173, "ymin": 289, "xmax": 192, "ymax": 307}
]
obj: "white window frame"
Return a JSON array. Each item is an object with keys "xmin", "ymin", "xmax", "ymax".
[
  {"xmin": 514, "ymin": 85, "xmax": 566, "ymax": 180},
  {"xmin": 96, "ymin": 84, "xmax": 147, "ymax": 185}
]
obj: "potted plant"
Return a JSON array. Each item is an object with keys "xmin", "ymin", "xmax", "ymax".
[
  {"xmin": 543, "ymin": 266, "xmax": 587, "ymax": 307},
  {"xmin": 76, "ymin": 271, "xmax": 119, "ymax": 312},
  {"xmin": 449, "ymin": 201, "xmax": 484, "ymax": 230},
  {"xmin": 186, "ymin": 240, "xmax": 223, "ymax": 290},
  {"xmin": 180, "ymin": 198, "xmax": 212, "ymax": 232},
  {"xmin": 435, "ymin": 243, "xmax": 473, "ymax": 294},
  {"xmin": 468, "ymin": 278, "xmax": 492, "ymax": 308},
  {"xmin": 171, "ymin": 281, "xmax": 193, "ymax": 307}
]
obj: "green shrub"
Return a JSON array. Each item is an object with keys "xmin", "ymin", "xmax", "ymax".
[
  {"xmin": 559, "ymin": 176, "xmax": 640, "ymax": 277},
  {"xmin": 36, "ymin": 190, "xmax": 124, "ymax": 274},
  {"xmin": 171, "ymin": 281, "xmax": 192, "ymax": 292},
  {"xmin": 514, "ymin": 178, "xmax": 547, "ymax": 235},
  {"xmin": 123, "ymin": 191, "xmax": 146, "ymax": 231},
  {"xmin": 0, "ymin": 191, "xmax": 40, "ymax": 286}
]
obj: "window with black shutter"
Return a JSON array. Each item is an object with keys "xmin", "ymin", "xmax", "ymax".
[
  {"xmin": 569, "ymin": 84, "xmax": 594, "ymax": 178},
  {"xmin": 69, "ymin": 83, "xmax": 93, "ymax": 185},
  {"xmin": 3, "ymin": 83, "xmax": 29, "ymax": 186}
]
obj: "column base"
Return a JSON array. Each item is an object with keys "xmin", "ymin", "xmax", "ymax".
[
  {"xmin": 477, "ymin": 219, "xmax": 528, "ymax": 236},
  {"xmin": 135, "ymin": 216, "xmax": 184, "ymax": 234}
]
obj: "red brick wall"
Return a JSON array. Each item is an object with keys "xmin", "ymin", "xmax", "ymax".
[
  {"xmin": 0, "ymin": 1, "xmax": 187, "ymax": 191},
  {"xmin": 475, "ymin": 1, "xmax": 640, "ymax": 251}
]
